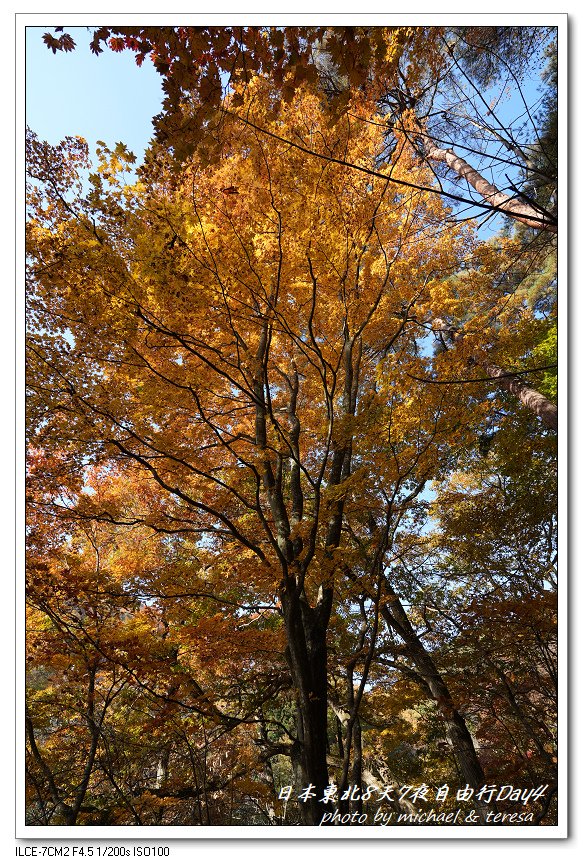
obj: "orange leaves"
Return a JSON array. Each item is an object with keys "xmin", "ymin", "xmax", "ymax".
[
  {"xmin": 108, "ymin": 37, "xmax": 126, "ymax": 53},
  {"xmin": 29, "ymin": 76, "xmax": 490, "ymax": 605},
  {"xmin": 176, "ymin": 610, "xmax": 283, "ymax": 671},
  {"xmin": 42, "ymin": 32, "xmax": 76, "ymax": 54},
  {"xmin": 25, "ymin": 29, "xmax": 562, "ymax": 826}
]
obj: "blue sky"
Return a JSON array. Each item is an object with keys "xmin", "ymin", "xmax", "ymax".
[{"xmin": 26, "ymin": 27, "xmax": 164, "ymax": 161}]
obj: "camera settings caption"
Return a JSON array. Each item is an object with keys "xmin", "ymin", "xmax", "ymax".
[{"xmin": 15, "ymin": 848, "xmax": 170, "ymax": 859}]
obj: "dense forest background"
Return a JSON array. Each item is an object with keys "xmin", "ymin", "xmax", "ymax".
[{"xmin": 25, "ymin": 25, "xmax": 559, "ymax": 827}]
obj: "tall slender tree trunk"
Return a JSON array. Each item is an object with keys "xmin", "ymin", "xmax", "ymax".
[
  {"xmin": 381, "ymin": 586, "xmax": 485, "ymax": 790},
  {"xmin": 422, "ymin": 136, "xmax": 557, "ymax": 233}
]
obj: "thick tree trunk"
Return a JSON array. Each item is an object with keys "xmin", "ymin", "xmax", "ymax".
[
  {"xmin": 252, "ymin": 321, "xmax": 329, "ymax": 824},
  {"xmin": 254, "ymin": 322, "xmax": 359, "ymax": 825},
  {"xmin": 424, "ymin": 139, "xmax": 557, "ymax": 233},
  {"xmin": 283, "ymin": 591, "xmax": 330, "ymax": 825},
  {"xmin": 483, "ymin": 362, "xmax": 558, "ymax": 431}
]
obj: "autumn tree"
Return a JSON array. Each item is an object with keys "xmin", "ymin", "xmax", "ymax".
[
  {"xmin": 26, "ymin": 71, "xmax": 514, "ymax": 822},
  {"xmin": 27, "ymin": 25, "xmax": 559, "ymax": 827}
]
